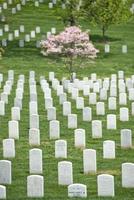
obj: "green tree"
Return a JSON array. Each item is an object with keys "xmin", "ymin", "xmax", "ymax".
[
  {"xmin": 55, "ymin": 0, "xmax": 82, "ymax": 26},
  {"xmin": 83, "ymin": 0, "xmax": 132, "ymax": 40}
]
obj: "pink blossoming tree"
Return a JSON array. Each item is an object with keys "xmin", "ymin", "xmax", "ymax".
[{"xmin": 41, "ymin": 26, "xmax": 99, "ymax": 79}]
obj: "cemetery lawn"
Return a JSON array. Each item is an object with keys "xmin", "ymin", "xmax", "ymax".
[{"xmin": 0, "ymin": 1, "xmax": 134, "ymax": 199}]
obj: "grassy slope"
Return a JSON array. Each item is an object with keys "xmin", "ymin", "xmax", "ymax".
[{"xmin": 0, "ymin": 1, "xmax": 134, "ymax": 200}]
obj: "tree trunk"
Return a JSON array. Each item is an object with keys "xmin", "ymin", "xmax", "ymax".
[
  {"xmin": 68, "ymin": 55, "xmax": 74, "ymax": 81},
  {"xmin": 102, "ymin": 26, "xmax": 106, "ymax": 41},
  {"xmin": 70, "ymin": 15, "xmax": 76, "ymax": 26}
]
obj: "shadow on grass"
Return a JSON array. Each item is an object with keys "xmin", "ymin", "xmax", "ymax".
[{"xmin": 90, "ymin": 34, "xmax": 122, "ymax": 43}]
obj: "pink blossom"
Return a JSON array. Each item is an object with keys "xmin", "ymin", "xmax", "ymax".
[{"xmin": 40, "ymin": 26, "xmax": 99, "ymax": 58}]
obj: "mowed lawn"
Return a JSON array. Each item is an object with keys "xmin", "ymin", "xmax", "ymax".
[{"xmin": 0, "ymin": 1, "xmax": 134, "ymax": 200}]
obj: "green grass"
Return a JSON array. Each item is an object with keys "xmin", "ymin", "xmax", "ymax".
[{"xmin": 0, "ymin": 1, "xmax": 134, "ymax": 199}]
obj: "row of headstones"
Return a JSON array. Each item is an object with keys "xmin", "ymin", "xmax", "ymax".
[
  {"xmin": 0, "ymin": 24, "xmax": 41, "ymax": 35},
  {"xmin": 0, "ymin": 71, "xmax": 25, "ymax": 113},
  {"xmin": 0, "ymin": 70, "xmax": 132, "ymax": 198},
  {"xmin": 34, "ymin": 0, "xmax": 66, "ymax": 9},
  {"xmin": 65, "ymin": 76, "xmax": 134, "ymax": 94},
  {"xmin": 104, "ymin": 44, "xmax": 128, "ymax": 53},
  {"xmin": 0, "ymin": 72, "xmax": 25, "ymax": 199},
  {"xmin": 52, "ymin": 127, "xmax": 132, "ymax": 150},
  {"xmin": 0, "ymin": 26, "xmax": 56, "ymax": 39},
  {"xmin": 44, "ymin": 91, "xmax": 134, "ymax": 114},
  {"xmin": 0, "ymin": 39, "xmax": 42, "ymax": 48},
  {"xmin": 0, "ymin": 0, "xmax": 30, "ymax": 15},
  {"xmin": 0, "ymin": 27, "xmax": 56, "ymax": 48},
  {"xmin": 0, "ymin": 70, "xmax": 14, "ymax": 115},
  {"xmin": 27, "ymin": 72, "xmax": 44, "ymax": 198},
  {"xmin": 49, "ymin": 71, "xmax": 134, "ymax": 96},
  {"xmin": 38, "ymin": 75, "xmax": 134, "ymax": 127},
  {"xmin": 3, "ymin": 126, "xmax": 132, "ymax": 160},
  {"xmin": 1, "ymin": 159, "xmax": 134, "ymax": 197},
  {"xmin": 39, "ymin": 71, "xmax": 134, "ymax": 108}
]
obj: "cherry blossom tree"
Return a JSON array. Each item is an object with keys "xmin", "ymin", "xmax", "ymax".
[{"xmin": 41, "ymin": 26, "xmax": 99, "ymax": 79}]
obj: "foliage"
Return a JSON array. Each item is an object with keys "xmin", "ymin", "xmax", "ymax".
[
  {"xmin": 82, "ymin": 0, "xmax": 132, "ymax": 39},
  {"xmin": 40, "ymin": 26, "xmax": 99, "ymax": 78},
  {"xmin": 55, "ymin": 0, "xmax": 82, "ymax": 26}
]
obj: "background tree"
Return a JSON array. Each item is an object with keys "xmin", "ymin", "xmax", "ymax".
[
  {"xmin": 40, "ymin": 26, "xmax": 99, "ymax": 80},
  {"xmin": 55, "ymin": 0, "xmax": 82, "ymax": 26},
  {"xmin": 83, "ymin": 0, "xmax": 132, "ymax": 40}
]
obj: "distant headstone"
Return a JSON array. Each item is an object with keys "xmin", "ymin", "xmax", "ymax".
[
  {"xmin": 31, "ymin": 31, "xmax": 36, "ymax": 38},
  {"xmin": 104, "ymin": 44, "xmax": 110, "ymax": 53},
  {"xmin": 20, "ymin": 25, "xmax": 25, "ymax": 33},
  {"xmin": 8, "ymin": 33, "xmax": 13, "ymax": 41},
  {"xmin": 122, "ymin": 45, "xmax": 127, "ymax": 53},
  {"xmin": 25, "ymin": 34, "xmax": 30, "ymax": 42},
  {"xmin": 4, "ymin": 24, "xmax": 9, "ymax": 32},
  {"xmin": 51, "ymin": 27, "xmax": 56, "ymax": 34},
  {"xmin": 35, "ymin": 26, "xmax": 41, "ymax": 34},
  {"xmin": 14, "ymin": 30, "xmax": 19, "ymax": 37},
  {"xmin": 49, "ymin": 2, "xmax": 53, "ymax": 8},
  {"xmin": 2, "ymin": 39, "xmax": 7, "ymax": 47},
  {"xmin": 35, "ymin": 1, "xmax": 39, "ymax": 7},
  {"xmin": 16, "ymin": 4, "xmax": 21, "ymax": 11},
  {"xmin": 36, "ymin": 41, "xmax": 41, "ymax": 48},
  {"xmin": 19, "ymin": 40, "xmax": 24, "ymax": 48}
]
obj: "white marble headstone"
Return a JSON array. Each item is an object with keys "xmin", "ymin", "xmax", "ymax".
[
  {"xmin": 29, "ymin": 148, "xmax": 43, "ymax": 174},
  {"xmin": 55, "ymin": 140, "xmax": 67, "ymax": 158},
  {"xmin": 97, "ymin": 174, "xmax": 115, "ymax": 197},
  {"xmin": 0, "ymin": 160, "xmax": 12, "ymax": 184},
  {"xmin": 68, "ymin": 183, "xmax": 87, "ymax": 198},
  {"xmin": 83, "ymin": 149, "xmax": 96, "ymax": 174},
  {"xmin": 27, "ymin": 175, "xmax": 44, "ymax": 197},
  {"xmin": 58, "ymin": 161, "xmax": 73, "ymax": 185}
]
